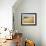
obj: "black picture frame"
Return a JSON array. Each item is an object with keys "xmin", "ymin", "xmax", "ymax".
[{"xmin": 21, "ymin": 13, "xmax": 37, "ymax": 26}]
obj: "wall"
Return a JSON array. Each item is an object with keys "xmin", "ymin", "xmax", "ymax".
[
  {"xmin": 40, "ymin": 0, "xmax": 46, "ymax": 46},
  {"xmin": 0, "ymin": 0, "xmax": 17, "ymax": 38},
  {"xmin": 0, "ymin": 0, "xmax": 17, "ymax": 29},
  {"xmin": 13, "ymin": 0, "xmax": 41, "ymax": 46}
]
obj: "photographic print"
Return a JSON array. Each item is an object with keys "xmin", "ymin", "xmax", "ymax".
[{"xmin": 21, "ymin": 13, "xmax": 37, "ymax": 26}]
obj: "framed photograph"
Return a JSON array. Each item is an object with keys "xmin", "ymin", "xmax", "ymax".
[{"xmin": 21, "ymin": 13, "xmax": 37, "ymax": 26}]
